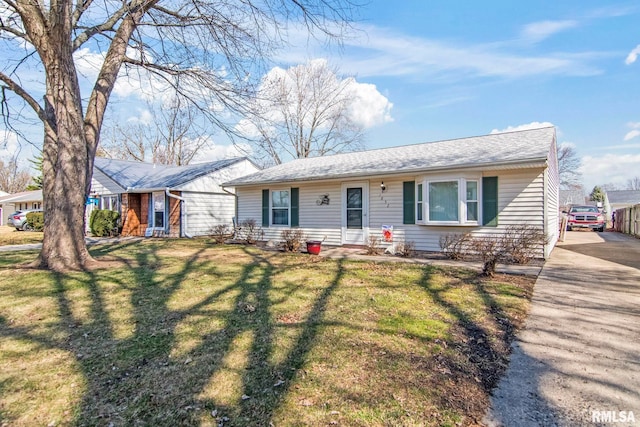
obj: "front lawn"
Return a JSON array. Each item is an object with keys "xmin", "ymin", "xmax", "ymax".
[
  {"xmin": 0, "ymin": 225, "xmax": 43, "ymax": 246},
  {"xmin": 0, "ymin": 240, "xmax": 535, "ymax": 426}
]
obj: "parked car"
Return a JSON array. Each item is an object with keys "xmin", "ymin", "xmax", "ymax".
[
  {"xmin": 8, "ymin": 209, "xmax": 43, "ymax": 231},
  {"xmin": 566, "ymin": 205, "xmax": 605, "ymax": 232},
  {"xmin": 7, "ymin": 211, "xmax": 23, "ymax": 228}
]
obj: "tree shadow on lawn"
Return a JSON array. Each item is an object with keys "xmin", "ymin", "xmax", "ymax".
[
  {"xmin": 0, "ymin": 243, "xmax": 344, "ymax": 426},
  {"xmin": 415, "ymin": 268, "xmax": 522, "ymax": 420}
]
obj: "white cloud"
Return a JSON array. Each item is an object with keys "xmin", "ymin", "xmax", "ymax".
[
  {"xmin": 580, "ymin": 153, "xmax": 640, "ymax": 190},
  {"xmin": 625, "ymin": 44, "xmax": 640, "ymax": 65},
  {"xmin": 279, "ymin": 23, "xmax": 604, "ymax": 79},
  {"xmin": 0, "ymin": 129, "xmax": 20, "ymax": 159},
  {"xmin": 521, "ymin": 20, "xmax": 578, "ymax": 43},
  {"xmin": 624, "ymin": 130, "xmax": 640, "ymax": 141},
  {"xmin": 490, "ymin": 121, "xmax": 555, "ymax": 134},
  {"xmin": 126, "ymin": 109, "xmax": 154, "ymax": 126},
  {"xmin": 346, "ymin": 82, "xmax": 393, "ymax": 128},
  {"xmin": 241, "ymin": 59, "xmax": 392, "ymax": 136},
  {"xmin": 193, "ymin": 138, "xmax": 252, "ymax": 162}
]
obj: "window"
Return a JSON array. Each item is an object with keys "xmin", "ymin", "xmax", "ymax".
[
  {"xmin": 152, "ymin": 191, "xmax": 165, "ymax": 228},
  {"xmin": 346, "ymin": 187, "xmax": 363, "ymax": 229},
  {"xmin": 262, "ymin": 188, "xmax": 299, "ymax": 228},
  {"xmin": 414, "ymin": 177, "xmax": 488, "ymax": 225},
  {"xmin": 271, "ymin": 190, "xmax": 290, "ymax": 226},
  {"xmin": 101, "ymin": 195, "xmax": 119, "ymax": 212},
  {"xmin": 466, "ymin": 181, "xmax": 478, "ymax": 221},
  {"xmin": 428, "ymin": 180, "xmax": 459, "ymax": 222},
  {"xmin": 416, "ymin": 183, "xmax": 423, "ymax": 221}
]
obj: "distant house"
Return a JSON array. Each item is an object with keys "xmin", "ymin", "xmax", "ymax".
[
  {"xmin": 559, "ymin": 188, "xmax": 587, "ymax": 212},
  {"xmin": 0, "ymin": 190, "xmax": 43, "ymax": 226},
  {"xmin": 90, "ymin": 157, "xmax": 260, "ymax": 237},
  {"xmin": 606, "ymin": 190, "xmax": 640, "ymax": 212},
  {"xmin": 225, "ymin": 127, "xmax": 560, "ymax": 259}
]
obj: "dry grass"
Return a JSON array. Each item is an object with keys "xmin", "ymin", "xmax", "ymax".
[
  {"xmin": 0, "ymin": 239, "xmax": 535, "ymax": 426},
  {"xmin": 0, "ymin": 225, "xmax": 43, "ymax": 246}
]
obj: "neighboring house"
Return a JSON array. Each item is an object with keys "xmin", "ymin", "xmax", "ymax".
[
  {"xmin": 0, "ymin": 190, "xmax": 43, "ymax": 226},
  {"xmin": 559, "ymin": 188, "xmax": 587, "ymax": 212},
  {"xmin": 606, "ymin": 190, "xmax": 640, "ymax": 212},
  {"xmin": 225, "ymin": 127, "xmax": 560, "ymax": 259},
  {"xmin": 90, "ymin": 157, "xmax": 260, "ymax": 237}
]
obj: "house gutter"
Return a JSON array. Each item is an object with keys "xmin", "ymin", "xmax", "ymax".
[{"xmin": 165, "ymin": 188, "xmax": 193, "ymax": 239}]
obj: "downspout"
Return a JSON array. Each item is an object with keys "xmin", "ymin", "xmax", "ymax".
[{"xmin": 166, "ymin": 188, "xmax": 193, "ymax": 238}]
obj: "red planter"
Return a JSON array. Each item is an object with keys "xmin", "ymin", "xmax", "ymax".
[{"xmin": 306, "ymin": 240, "xmax": 322, "ymax": 255}]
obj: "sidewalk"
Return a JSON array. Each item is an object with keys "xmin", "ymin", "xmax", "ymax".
[{"xmin": 484, "ymin": 232, "xmax": 640, "ymax": 426}]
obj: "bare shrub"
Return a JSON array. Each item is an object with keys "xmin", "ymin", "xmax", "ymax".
[
  {"xmin": 238, "ymin": 219, "xmax": 263, "ymax": 245},
  {"xmin": 210, "ymin": 224, "xmax": 232, "ymax": 244},
  {"xmin": 280, "ymin": 229, "xmax": 305, "ymax": 252},
  {"xmin": 439, "ymin": 233, "xmax": 471, "ymax": 260},
  {"xmin": 395, "ymin": 241, "xmax": 415, "ymax": 258},
  {"xmin": 468, "ymin": 225, "xmax": 549, "ymax": 276},
  {"xmin": 365, "ymin": 235, "xmax": 382, "ymax": 255},
  {"xmin": 502, "ymin": 225, "xmax": 549, "ymax": 264},
  {"xmin": 469, "ymin": 235, "xmax": 503, "ymax": 277}
]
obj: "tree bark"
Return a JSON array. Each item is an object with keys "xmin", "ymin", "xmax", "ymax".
[{"xmin": 35, "ymin": 1, "xmax": 93, "ymax": 270}]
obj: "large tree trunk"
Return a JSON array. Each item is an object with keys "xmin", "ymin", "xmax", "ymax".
[{"xmin": 36, "ymin": 16, "xmax": 93, "ymax": 271}]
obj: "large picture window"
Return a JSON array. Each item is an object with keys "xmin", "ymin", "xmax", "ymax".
[
  {"xmin": 271, "ymin": 190, "xmax": 290, "ymax": 226},
  {"xmin": 428, "ymin": 181, "xmax": 459, "ymax": 222}
]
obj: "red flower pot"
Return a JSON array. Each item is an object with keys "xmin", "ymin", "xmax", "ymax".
[{"xmin": 306, "ymin": 240, "xmax": 322, "ymax": 255}]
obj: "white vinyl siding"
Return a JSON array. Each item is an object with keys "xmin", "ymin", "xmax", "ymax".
[
  {"xmin": 237, "ymin": 183, "xmax": 343, "ymax": 245},
  {"xmin": 236, "ymin": 167, "xmax": 549, "ymax": 258},
  {"xmin": 544, "ymin": 138, "xmax": 560, "ymax": 258},
  {"xmin": 182, "ymin": 192, "xmax": 237, "ymax": 237}
]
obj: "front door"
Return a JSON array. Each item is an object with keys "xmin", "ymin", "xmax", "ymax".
[{"xmin": 342, "ymin": 182, "xmax": 368, "ymax": 245}]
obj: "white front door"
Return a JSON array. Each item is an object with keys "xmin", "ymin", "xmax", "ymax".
[{"xmin": 341, "ymin": 182, "xmax": 369, "ymax": 245}]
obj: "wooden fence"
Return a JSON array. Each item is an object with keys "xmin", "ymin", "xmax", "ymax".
[{"xmin": 614, "ymin": 204, "xmax": 640, "ymax": 237}]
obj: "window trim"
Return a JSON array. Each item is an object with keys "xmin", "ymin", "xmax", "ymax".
[{"xmin": 417, "ymin": 176, "xmax": 483, "ymax": 226}]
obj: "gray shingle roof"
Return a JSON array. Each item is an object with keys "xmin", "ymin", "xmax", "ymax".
[
  {"xmin": 607, "ymin": 190, "xmax": 640, "ymax": 204},
  {"xmin": 225, "ymin": 127, "xmax": 556, "ymax": 186},
  {"xmin": 94, "ymin": 157, "xmax": 246, "ymax": 190}
]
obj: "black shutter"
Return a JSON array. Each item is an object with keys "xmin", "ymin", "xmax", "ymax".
[
  {"xmin": 482, "ymin": 177, "xmax": 498, "ymax": 227},
  {"xmin": 262, "ymin": 189, "xmax": 269, "ymax": 227},
  {"xmin": 403, "ymin": 181, "xmax": 415, "ymax": 224},
  {"xmin": 291, "ymin": 188, "xmax": 299, "ymax": 227}
]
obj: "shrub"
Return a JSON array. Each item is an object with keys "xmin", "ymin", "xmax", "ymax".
[
  {"xmin": 467, "ymin": 225, "xmax": 549, "ymax": 276},
  {"xmin": 395, "ymin": 240, "xmax": 415, "ymax": 258},
  {"xmin": 89, "ymin": 209, "xmax": 120, "ymax": 237},
  {"xmin": 237, "ymin": 219, "xmax": 263, "ymax": 245},
  {"xmin": 439, "ymin": 233, "xmax": 471, "ymax": 260},
  {"xmin": 210, "ymin": 224, "xmax": 232, "ymax": 244},
  {"xmin": 26, "ymin": 211, "xmax": 44, "ymax": 231},
  {"xmin": 280, "ymin": 229, "xmax": 305, "ymax": 252},
  {"xmin": 502, "ymin": 224, "xmax": 549, "ymax": 264},
  {"xmin": 365, "ymin": 235, "xmax": 382, "ymax": 255}
]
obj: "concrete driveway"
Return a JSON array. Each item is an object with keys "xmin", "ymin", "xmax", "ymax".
[{"xmin": 484, "ymin": 231, "xmax": 640, "ymax": 426}]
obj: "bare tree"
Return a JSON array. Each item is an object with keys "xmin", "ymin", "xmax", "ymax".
[
  {"xmin": 240, "ymin": 59, "xmax": 374, "ymax": 165},
  {"xmin": 627, "ymin": 176, "xmax": 640, "ymax": 190},
  {"xmin": 0, "ymin": 0, "xmax": 355, "ymax": 270},
  {"xmin": 101, "ymin": 98, "xmax": 210, "ymax": 165},
  {"xmin": 0, "ymin": 157, "xmax": 32, "ymax": 193},
  {"xmin": 557, "ymin": 144, "xmax": 582, "ymax": 189}
]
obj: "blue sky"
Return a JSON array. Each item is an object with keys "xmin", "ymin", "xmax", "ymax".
[
  {"xmin": 2, "ymin": 0, "xmax": 639, "ymax": 192},
  {"xmin": 280, "ymin": 0, "xmax": 640, "ymax": 191}
]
